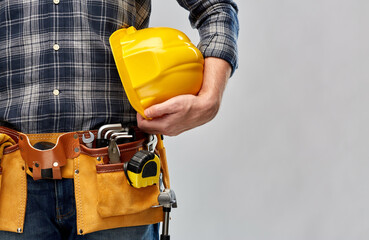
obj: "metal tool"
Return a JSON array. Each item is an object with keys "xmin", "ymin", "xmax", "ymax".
[
  {"xmin": 109, "ymin": 127, "xmax": 136, "ymax": 144},
  {"xmin": 104, "ymin": 128, "xmax": 127, "ymax": 140},
  {"xmin": 97, "ymin": 123, "xmax": 122, "ymax": 139},
  {"xmin": 112, "ymin": 133, "xmax": 133, "ymax": 145},
  {"xmin": 96, "ymin": 123, "xmax": 123, "ymax": 148},
  {"xmin": 108, "ymin": 139, "xmax": 121, "ymax": 164},
  {"xmin": 110, "ymin": 132, "xmax": 129, "ymax": 139},
  {"xmin": 158, "ymin": 189, "xmax": 177, "ymax": 240},
  {"xmin": 146, "ymin": 134, "xmax": 157, "ymax": 152},
  {"xmin": 82, "ymin": 131, "xmax": 94, "ymax": 148}
]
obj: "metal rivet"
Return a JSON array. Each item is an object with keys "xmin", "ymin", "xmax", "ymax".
[
  {"xmin": 21, "ymin": 166, "xmax": 25, "ymax": 171},
  {"xmin": 74, "ymin": 134, "xmax": 78, "ymax": 139},
  {"xmin": 75, "ymin": 169, "xmax": 79, "ymax": 174},
  {"xmin": 35, "ymin": 163, "xmax": 39, "ymax": 168},
  {"xmin": 79, "ymin": 229, "xmax": 83, "ymax": 234},
  {"xmin": 17, "ymin": 228, "xmax": 22, "ymax": 233},
  {"xmin": 97, "ymin": 157, "xmax": 101, "ymax": 161},
  {"xmin": 74, "ymin": 147, "xmax": 79, "ymax": 152},
  {"xmin": 53, "ymin": 162, "xmax": 59, "ymax": 167}
]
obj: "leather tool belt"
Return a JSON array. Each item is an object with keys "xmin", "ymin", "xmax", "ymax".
[{"xmin": 0, "ymin": 126, "xmax": 170, "ymax": 235}]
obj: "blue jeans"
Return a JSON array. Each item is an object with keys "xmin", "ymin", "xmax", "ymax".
[{"xmin": 0, "ymin": 175, "xmax": 159, "ymax": 240}]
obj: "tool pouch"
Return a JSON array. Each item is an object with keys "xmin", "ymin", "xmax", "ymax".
[
  {"xmin": 0, "ymin": 128, "xmax": 170, "ymax": 235},
  {"xmin": 96, "ymin": 162, "xmax": 160, "ymax": 217},
  {"xmin": 74, "ymin": 137, "xmax": 163, "ymax": 235},
  {"xmin": 0, "ymin": 133, "xmax": 16, "ymax": 193},
  {"xmin": 0, "ymin": 132, "xmax": 27, "ymax": 233}
]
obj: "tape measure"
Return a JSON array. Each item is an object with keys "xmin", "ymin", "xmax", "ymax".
[{"xmin": 124, "ymin": 150, "xmax": 160, "ymax": 188}]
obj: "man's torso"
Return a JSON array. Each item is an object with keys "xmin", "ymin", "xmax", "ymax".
[{"xmin": 0, "ymin": 0, "xmax": 151, "ymax": 133}]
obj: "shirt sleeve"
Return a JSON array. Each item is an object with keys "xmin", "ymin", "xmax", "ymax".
[{"xmin": 176, "ymin": 0, "xmax": 239, "ymax": 76}]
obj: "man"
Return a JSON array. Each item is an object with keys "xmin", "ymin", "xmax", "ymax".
[{"xmin": 0, "ymin": 0, "xmax": 238, "ymax": 239}]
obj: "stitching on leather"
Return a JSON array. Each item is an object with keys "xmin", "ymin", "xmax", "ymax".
[
  {"xmin": 27, "ymin": 133, "xmax": 61, "ymax": 139},
  {"xmin": 17, "ymin": 166, "xmax": 21, "ymax": 229},
  {"xmin": 80, "ymin": 150, "xmax": 108, "ymax": 157},
  {"xmin": 118, "ymin": 144, "xmax": 144, "ymax": 153},
  {"xmin": 74, "ymin": 157, "xmax": 84, "ymax": 232},
  {"xmin": 17, "ymin": 164, "xmax": 26, "ymax": 232},
  {"xmin": 21, "ymin": 170, "xmax": 26, "ymax": 231},
  {"xmin": 27, "ymin": 137, "xmax": 59, "ymax": 141},
  {"xmin": 97, "ymin": 168, "xmax": 124, "ymax": 174},
  {"xmin": 79, "ymin": 144, "xmax": 143, "ymax": 157},
  {"xmin": 3, "ymin": 146, "xmax": 19, "ymax": 154},
  {"xmin": 0, "ymin": 128, "xmax": 19, "ymax": 140}
]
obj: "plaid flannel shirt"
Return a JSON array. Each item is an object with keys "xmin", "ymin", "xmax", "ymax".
[{"xmin": 0, "ymin": 0, "xmax": 239, "ymax": 133}]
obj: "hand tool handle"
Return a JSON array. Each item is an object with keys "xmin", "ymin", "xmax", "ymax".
[
  {"xmin": 160, "ymin": 235, "xmax": 170, "ymax": 240},
  {"xmin": 161, "ymin": 207, "xmax": 171, "ymax": 240}
]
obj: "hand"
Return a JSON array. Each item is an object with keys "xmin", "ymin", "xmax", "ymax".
[
  {"xmin": 137, "ymin": 57, "xmax": 232, "ymax": 136},
  {"xmin": 137, "ymin": 93, "xmax": 218, "ymax": 136}
]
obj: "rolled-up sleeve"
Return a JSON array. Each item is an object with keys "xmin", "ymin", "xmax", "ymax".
[{"xmin": 176, "ymin": 0, "xmax": 239, "ymax": 75}]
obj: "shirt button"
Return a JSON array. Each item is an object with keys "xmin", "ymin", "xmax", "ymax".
[
  {"xmin": 53, "ymin": 44, "xmax": 60, "ymax": 51},
  {"xmin": 54, "ymin": 0, "xmax": 60, "ymax": 4},
  {"xmin": 53, "ymin": 89, "xmax": 60, "ymax": 96}
]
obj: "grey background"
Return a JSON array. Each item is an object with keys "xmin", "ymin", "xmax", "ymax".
[{"xmin": 150, "ymin": 1, "xmax": 369, "ymax": 239}]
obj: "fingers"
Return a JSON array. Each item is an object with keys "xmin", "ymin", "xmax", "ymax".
[
  {"xmin": 144, "ymin": 97, "xmax": 179, "ymax": 119},
  {"xmin": 137, "ymin": 112, "xmax": 183, "ymax": 136},
  {"xmin": 137, "ymin": 94, "xmax": 211, "ymax": 136}
]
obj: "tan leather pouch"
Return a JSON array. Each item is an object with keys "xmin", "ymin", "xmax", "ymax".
[
  {"xmin": 74, "ymin": 144, "xmax": 163, "ymax": 235},
  {"xmin": 96, "ymin": 163, "xmax": 160, "ymax": 217},
  {"xmin": 0, "ymin": 128, "xmax": 168, "ymax": 235},
  {"xmin": 0, "ymin": 132, "xmax": 17, "ymax": 201},
  {"xmin": 0, "ymin": 144, "xmax": 27, "ymax": 233}
]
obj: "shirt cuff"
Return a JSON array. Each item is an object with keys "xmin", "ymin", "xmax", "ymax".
[
  {"xmin": 198, "ymin": 33, "xmax": 239, "ymax": 76},
  {"xmin": 196, "ymin": 5, "xmax": 239, "ymax": 76}
]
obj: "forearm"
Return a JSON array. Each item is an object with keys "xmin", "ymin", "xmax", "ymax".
[{"xmin": 198, "ymin": 57, "xmax": 232, "ymax": 119}]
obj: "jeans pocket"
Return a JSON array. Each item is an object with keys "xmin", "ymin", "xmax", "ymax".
[{"xmin": 96, "ymin": 163, "xmax": 160, "ymax": 218}]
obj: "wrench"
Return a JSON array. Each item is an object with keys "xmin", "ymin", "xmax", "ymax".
[{"xmin": 82, "ymin": 131, "xmax": 95, "ymax": 148}]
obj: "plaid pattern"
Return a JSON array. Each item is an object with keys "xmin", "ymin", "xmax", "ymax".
[
  {"xmin": 0, "ymin": 0, "xmax": 238, "ymax": 133},
  {"xmin": 177, "ymin": 0, "xmax": 239, "ymax": 74}
]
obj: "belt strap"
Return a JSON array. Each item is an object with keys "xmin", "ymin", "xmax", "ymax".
[{"xmin": 0, "ymin": 126, "xmax": 148, "ymax": 180}]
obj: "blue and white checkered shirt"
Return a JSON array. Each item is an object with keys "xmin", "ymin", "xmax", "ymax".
[{"xmin": 0, "ymin": 0, "xmax": 239, "ymax": 133}]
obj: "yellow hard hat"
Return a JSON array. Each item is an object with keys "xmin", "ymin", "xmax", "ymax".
[{"xmin": 110, "ymin": 26, "xmax": 204, "ymax": 119}]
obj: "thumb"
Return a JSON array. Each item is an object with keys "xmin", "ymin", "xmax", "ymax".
[{"xmin": 144, "ymin": 99, "xmax": 176, "ymax": 118}]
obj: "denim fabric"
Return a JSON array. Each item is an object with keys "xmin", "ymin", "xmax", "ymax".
[{"xmin": 0, "ymin": 175, "xmax": 159, "ymax": 240}]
